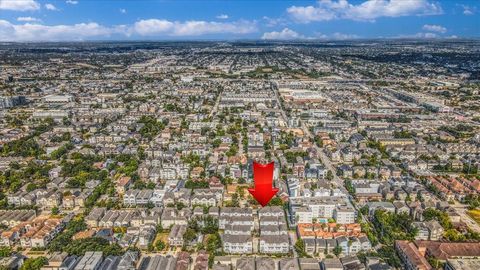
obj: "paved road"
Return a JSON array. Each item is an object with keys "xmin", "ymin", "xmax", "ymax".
[
  {"xmin": 209, "ymin": 89, "xmax": 222, "ymax": 118},
  {"xmin": 270, "ymin": 83, "xmax": 289, "ymax": 126},
  {"xmin": 301, "ymin": 122, "xmax": 342, "ymax": 186},
  {"xmin": 300, "ymin": 121, "xmax": 368, "ymax": 224},
  {"xmin": 288, "ymin": 230, "xmax": 298, "ymax": 257},
  {"xmin": 274, "ymin": 83, "xmax": 373, "ymax": 245},
  {"xmin": 451, "ymin": 201, "xmax": 480, "ymax": 233}
]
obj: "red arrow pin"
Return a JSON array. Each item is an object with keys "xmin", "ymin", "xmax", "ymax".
[{"xmin": 248, "ymin": 161, "xmax": 279, "ymax": 207}]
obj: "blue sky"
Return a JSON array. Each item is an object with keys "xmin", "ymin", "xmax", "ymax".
[{"xmin": 0, "ymin": 0, "xmax": 478, "ymax": 41}]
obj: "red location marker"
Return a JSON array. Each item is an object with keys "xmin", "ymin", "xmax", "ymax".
[{"xmin": 248, "ymin": 161, "xmax": 279, "ymax": 207}]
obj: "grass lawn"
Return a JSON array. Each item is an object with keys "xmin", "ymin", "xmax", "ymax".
[
  {"xmin": 467, "ymin": 209, "xmax": 480, "ymax": 225},
  {"xmin": 154, "ymin": 232, "xmax": 169, "ymax": 243},
  {"xmin": 152, "ymin": 232, "xmax": 169, "ymax": 251}
]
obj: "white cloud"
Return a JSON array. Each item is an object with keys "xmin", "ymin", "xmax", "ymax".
[
  {"xmin": 66, "ymin": 0, "xmax": 78, "ymax": 4},
  {"xmin": 133, "ymin": 19, "xmax": 257, "ymax": 36},
  {"xmin": 312, "ymin": 32, "xmax": 359, "ymax": 40},
  {"xmin": 45, "ymin": 3, "xmax": 58, "ymax": 11},
  {"xmin": 422, "ymin": 24, "xmax": 446, "ymax": 33},
  {"xmin": 396, "ymin": 32, "xmax": 438, "ymax": 39},
  {"xmin": 418, "ymin": 32, "xmax": 438, "ymax": 38},
  {"xmin": 262, "ymin": 16, "xmax": 288, "ymax": 27},
  {"xmin": 287, "ymin": 4, "xmax": 337, "ymax": 22},
  {"xmin": 0, "ymin": 20, "xmax": 121, "ymax": 41},
  {"xmin": 0, "ymin": 0, "xmax": 40, "ymax": 11},
  {"xmin": 0, "ymin": 18, "xmax": 258, "ymax": 41},
  {"xmin": 331, "ymin": 32, "xmax": 359, "ymax": 40},
  {"xmin": 119, "ymin": 8, "xmax": 126, "ymax": 14},
  {"xmin": 262, "ymin": 28, "xmax": 304, "ymax": 40},
  {"xmin": 216, "ymin": 14, "xmax": 229, "ymax": 19},
  {"xmin": 287, "ymin": 0, "xmax": 443, "ymax": 23},
  {"xmin": 133, "ymin": 19, "xmax": 174, "ymax": 35},
  {"xmin": 17, "ymin": 17, "xmax": 41, "ymax": 22},
  {"xmin": 461, "ymin": 5, "xmax": 475, "ymax": 15}
]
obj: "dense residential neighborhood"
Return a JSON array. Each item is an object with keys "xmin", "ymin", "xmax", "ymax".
[{"xmin": 0, "ymin": 39, "xmax": 479, "ymax": 270}]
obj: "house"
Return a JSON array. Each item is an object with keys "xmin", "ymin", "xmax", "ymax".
[
  {"xmin": 413, "ymin": 222, "xmax": 430, "ymax": 241},
  {"xmin": 341, "ymin": 256, "xmax": 364, "ymax": 270},
  {"xmin": 117, "ymin": 251, "xmax": 139, "ymax": 270},
  {"xmin": 37, "ymin": 191, "xmax": 62, "ymax": 210},
  {"xmin": 279, "ymin": 258, "xmax": 300, "ymax": 270},
  {"xmin": 161, "ymin": 208, "xmax": 191, "ymax": 228},
  {"xmin": 19, "ymin": 217, "xmax": 65, "ymax": 248},
  {"xmin": 224, "ymin": 224, "xmax": 251, "ymax": 236},
  {"xmin": 141, "ymin": 255, "xmax": 176, "ymax": 270},
  {"xmin": 222, "ymin": 234, "xmax": 252, "ymax": 254},
  {"xmin": 115, "ymin": 176, "xmax": 132, "ymax": 195},
  {"xmin": 168, "ymin": 224, "xmax": 186, "ymax": 247},
  {"xmin": 175, "ymin": 252, "xmax": 191, "ymax": 270},
  {"xmin": 259, "ymin": 235, "xmax": 290, "ymax": 254},
  {"xmin": 138, "ymin": 225, "xmax": 156, "ymax": 249},
  {"xmin": 74, "ymin": 251, "xmax": 103, "ymax": 270},
  {"xmin": 208, "ymin": 207, "xmax": 220, "ymax": 218},
  {"xmin": 219, "ymin": 207, "xmax": 253, "ymax": 230},
  {"xmin": 445, "ymin": 258, "xmax": 480, "ymax": 270},
  {"xmin": 316, "ymin": 239, "xmax": 327, "ymax": 255},
  {"xmin": 258, "ymin": 206, "xmax": 284, "ymax": 218},
  {"xmin": 260, "ymin": 224, "xmax": 288, "ymax": 236},
  {"xmin": 236, "ymin": 257, "xmax": 255, "ymax": 270},
  {"xmin": 333, "ymin": 206, "xmax": 356, "ymax": 224},
  {"xmin": 191, "ymin": 194, "xmax": 216, "ymax": 207},
  {"xmin": 256, "ymin": 257, "xmax": 276, "ymax": 270},
  {"xmin": 85, "ymin": 208, "xmax": 106, "ymax": 228},
  {"xmin": 348, "ymin": 237, "xmax": 362, "ymax": 255},
  {"xmin": 116, "ymin": 176, "xmax": 131, "ymax": 195},
  {"xmin": 194, "ymin": 250, "xmax": 209, "ymax": 270},
  {"xmin": 393, "ymin": 201, "xmax": 410, "ymax": 215},
  {"xmin": 304, "ymin": 238, "xmax": 316, "ymax": 255},
  {"xmin": 336, "ymin": 236, "xmax": 349, "ymax": 256},
  {"xmin": 359, "ymin": 236, "xmax": 371, "ymax": 251},
  {"xmin": 295, "ymin": 207, "xmax": 313, "ymax": 224},
  {"xmin": 123, "ymin": 189, "xmax": 153, "ymax": 206},
  {"xmin": 366, "ymin": 202, "xmax": 395, "ymax": 216},
  {"xmin": 322, "ymin": 258, "xmax": 343, "ymax": 270},
  {"xmin": 39, "ymin": 252, "xmax": 68, "ymax": 270},
  {"xmin": 424, "ymin": 220, "xmax": 443, "ymax": 241},
  {"xmin": 395, "ymin": 241, "xmax": 432, "ymax": 270},
  {"xmin": 0, "ymin": 254, "xmax": 24, "ymax": 270},
  {"xmin": 299, "ymin": 258, "xmax": 320, "ymax": 270}
]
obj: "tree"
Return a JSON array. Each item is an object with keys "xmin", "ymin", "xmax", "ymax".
[
  {"xmin": 51, "ymin": 206, "xmax": 59, "ymax": 215},
  {"xmin": 155, "ymin": 240, "xmax": 166, "ymax": 251},
  {"xmin": 326, "ymin": 170, "xmax": 333, "ymax": 181},
  {"xmin": 64, "ymin": 237, "xmax": 123, "ymax": 256},
  {"xmin": 206, "ymin": 233, "xmax": 222, "ymax": 253},
  {"xmin": 444, "ymin": 229, "xmax": 466, "ymax": 241},
  {"xmin": 267, "ymin": 197, "xmax": 284, "ymax": 207},
  {"xmin": 333, "ymin": 246, "xmax": 343, "ymax": 256},
  {"xmin": 0, "ymin": 247, "xmax": 11, "ymax": 257},
  {"xmin": 377, "ymin": 246, "xmax": 402, "ymax": 268},
  {"xmin": 371, "ymin": 210, "xmax": 417, "ymax": 245},
  {"xmin": 423, "ymin": 208, "xmax": 452, "ymax": 229},
  {"xmin": 48, "ymin": 217, "xmax": 87, "ymax": 253},
  {"xmin": 20, "ymin": 257, "xmax": 48, "ymax": 270},
  {"xmin": 138, "ymin": 115, "xmax": 166, "ymax": 140},
  {"xmin": 183, "ymin": 228, "xmax": 197, "ymax": 243},
  {"xmin": 294, "ymin": 239, "xmax": 307, "ymax": 257},
  {"xmin": 212, "ymin": 139, "xmax": 222, "ymax": 148},
  {"xmin": 176, "ymin": 202, "xmax": 186, "ymax": 210},
  {"xmin": 200, "ymin": 216, "xmax": 219, "ymax": 234}
]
